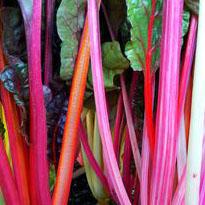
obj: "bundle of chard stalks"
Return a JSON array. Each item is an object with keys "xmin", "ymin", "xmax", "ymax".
[{"xmin": 0, "ymin": 0, "xmax": 204, "ymax": 204}]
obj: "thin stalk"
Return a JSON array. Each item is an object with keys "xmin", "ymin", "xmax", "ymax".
[
  {"xmin": 185, "ymin": 1, "xmax": 205, "ymax": 203},
  {"xmin": 113, "ymin": 93, "xmax": 124, "ymax": 159},
  {"xmin": 120, "ymin": 74, "xmax": 141, "ymax": 181},
  {"xmin": 120, "ymin": 72, "xmax": 141, "ymax": 182},
  {"xmin": 44, "ymin": 0, "xmax": 55, "ymax": 85},
  {"xmin": 0, "ymin": 137, "xmax": 21, "ymax": 205},
  {"xmin": 87, "ymin": 0, "xmax": 131, "ymax": 203},
  {"xmin": 79, "ymin": 122, "xmax": 109, "ymax": 192}
]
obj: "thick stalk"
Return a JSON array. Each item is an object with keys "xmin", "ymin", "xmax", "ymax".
[
  {"xmin": 150, "ymin": 0, "xmax": 183, "ymax": 204},
  {"xmin": 28, "ymin": 0, "xmax": 51, "ymax": 204},
  {"xmin": 185, "ymin": 1, "xmax": 205, "ymax": 203}
]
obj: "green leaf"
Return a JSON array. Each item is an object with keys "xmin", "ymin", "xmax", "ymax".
[
  {"xmin": 185, "ymin": 0, "xmax": 199, "ymax": 15},
  {"xmin": 88, "ymin": 41, "xmax": 129, "ymax": 90},
  {"xmin": 49, "ymin": 164, "xmax": 56, "ymax": 192},
  {"xmin": 125, "ymin": 0, "xmax": 162, "ymax": 71},
  {"xmin": 182, "ymin": 10, "xmax": 191, "ymax": 44},
  {"xmin": 57, "ymin": 0, "xmax": 85, "ymax": 80}
]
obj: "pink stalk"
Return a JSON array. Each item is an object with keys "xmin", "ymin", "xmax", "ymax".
[
  {"xmin": 44, "ymin": 0, "xmax": 55, "ymax": 85},
  {"xmin": 120, "ymin": 74, "xmax": 141, "ymax": 181},
  {"xmin": 87, "ymin": 0, "xmax": 131, "ymax": 203},
  {"xmin": 140, "ymin": 121, "xmax": 150, "ymax": 205},
  {"xmin": 166, "ymin": 15, "xmax": 198, "ymax": 203},
  {"xmin": 140, "ymin": 78, "xmax": 155, "ymax": 205},
  {"xmin": 172, "ymin": 167, "xmax": 186, "ymax": 205},
  {"xmin": 199, "ymin": 125, "xmax": 205, "ymax": 204},
  {"xmin": 28, "ymin": 0, "xmax": 51, "ymax": 203},
  {"xmin": 79, "ymin": 122, "xmax": 109, "ymax": 192},
  {"xmin": 0, "ymin": 137, "xmax": 21, "ymax": 205},
  {"xmin": 177, "ymin": 16, "xmax": 197, "ymax": 120},
  {"xmin": 150, "ymin": 0, "xmax": 183, "ymax": 204},
  {"xmin": 176, "ymin": 15, "xmax": 197, "ymax": 178},
  {"xmin": 122, "ymin": 72, "xmax": 139, "ymax": 193},
  {"xmin": 113, "ymin": 94, "xmax": 124, "ymax": 159}
]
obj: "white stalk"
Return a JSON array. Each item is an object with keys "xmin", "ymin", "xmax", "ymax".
[
  {"xmin": 177, "ymin": 115, "xmax": 187, "ymax": 178},
  {"xmin": 185, "ymin": 1, "xmax": 205, "ymax": 204}
]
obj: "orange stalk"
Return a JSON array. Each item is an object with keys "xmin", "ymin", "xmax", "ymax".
[{"xmin": 52, "ymin": 17, "xmax": 91, "ymax": 205}]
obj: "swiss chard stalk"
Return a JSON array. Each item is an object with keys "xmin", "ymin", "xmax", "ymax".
[
  {"xmin": 185, "ymin": 0, "xmax": 205, "ymax": 204},
  {"xmin": 120, "ymin": 74, "xmax": 141, "ymax": 181},
  {"xmin": 52, "ymin": 18, "xmax": 91, "ymax": 204},
  {"xmin": 150, "ymin": 0, "xmax": 183, "ymax": 204},
  {"xmin": 44, "ymin": 0, "xmax": 55, "ymax": 85},
  {"xmin": 144, "ymin": 0, "xmax": 156, "ymax": 155},
  {"xmin": 0, "ymin": 30, "xmax": 30, "ymax": 205},
  {"xmin": 87, "ymin": 0, "xmax": 131, "ymax": 203},
  {"xmin": 122, "ymin": 72, "xmax": 139, "ymax": 195},
  {"xmin": 27, "ymin": 0, "xmax": 51, "ymax": 203},
  {"xmin": 79, "ymin": 121, "xmax": 109, "ymax": 193},
  {"xmin": 0, "ymin": 136, "xmax": 21, "ymax": 205}
]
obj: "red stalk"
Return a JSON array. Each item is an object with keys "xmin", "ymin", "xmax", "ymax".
[
  {"xmin": 122, "ymin": 72, "xmax": 139, "ymax": 193},
  {"xmin": 113, "ymin": 93, "xmax": 124, "ymax": 159},
  {"xmin": 44, "ymin": 0, "xmax": 55, "ymax": 85},
  {"xmin": 144, "ymin": 0, "xmax": 156, "ymax": 156},
  {"xmin": 120, "ymin": 74, "xmax": 141, "ymax": 181},
  {"xmin": 79, "ymin": 122, "xmax": 109, "ymax": 192},
  {"xmin": 0, "ymin": 137, "xmax": 21, "ymax": 205},
  {"xmin": 0, "ymin": 34, "xmax": 30, "ymax": 205},
  {"xmin": 28, "ymin": 0, "xmax": 51, "ymax": 203}
]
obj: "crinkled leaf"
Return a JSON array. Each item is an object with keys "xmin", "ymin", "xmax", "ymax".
[
  {"xmin": 185, "ymin": 0, "xmax": 199, "ymax": 15},
  {"xmin": 125, "ymin": 0, "xmax": 162, "ymax": 71},
  {"xmin": 57, "ymin": 0, "xmax": 85, "ymax": 80},
  {"xmin": 88, "ymin": 41, "xmax": 129, "ymax": 90},
  {"xmin": 1, "ymin": 7, "xmax": 27, "ymax": 61}
]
